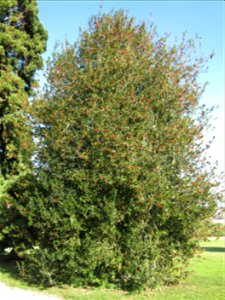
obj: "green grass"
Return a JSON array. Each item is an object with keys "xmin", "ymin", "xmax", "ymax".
[{"xmin": 0, "ymin": 238, "xmax": 224, "ymax": 300}]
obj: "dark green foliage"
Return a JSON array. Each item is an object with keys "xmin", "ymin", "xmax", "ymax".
[
  {"xmin": 0, "ymin": 0, "xmax": 47, "ymax": 92},
  {"xmin": 0, "ymin": 0, "xmax": 47, "ymax": 251},
  {"xmin": 3, "ymin": 10, "xmax": 223, "ymax": 291}
]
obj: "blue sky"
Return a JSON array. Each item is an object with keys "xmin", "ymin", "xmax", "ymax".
[{"xmin": 37, "ymin": 0, "xmax": 224, "ymax": 174}]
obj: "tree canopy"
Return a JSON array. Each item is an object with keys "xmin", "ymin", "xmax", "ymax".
[{"xmin": 0, "ymin": 9, "xmax": 222, "ymax": 291}]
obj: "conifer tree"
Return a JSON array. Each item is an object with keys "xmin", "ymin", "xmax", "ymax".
[{"xmin": 0, "ymin": 0, "xmax": 47, "ymax": 252}]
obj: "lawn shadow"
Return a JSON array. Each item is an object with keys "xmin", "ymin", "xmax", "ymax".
[
  {"xmin": 0, "ymin": 260, "xmax": 21, "ymax": 280},
  {"xmin": 202, "ymin": 247, "xmax": 225, "ymax": 253},
  {"xmin": 0, "ymin": 260, "xmax": 47, "ymax": 290}
]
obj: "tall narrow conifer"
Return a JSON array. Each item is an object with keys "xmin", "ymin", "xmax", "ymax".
[{"xmin": 0, "ymin": 0, "xmax": 47, "ymax": 251}]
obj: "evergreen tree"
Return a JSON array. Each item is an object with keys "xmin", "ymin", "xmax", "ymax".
[
  {"xmin": 5, "ymin": 10, "xmax": 222, "ymax": 290},
  {"xmin": 0, "ymin": 0, "xmax": 47, "ymax": 252}
]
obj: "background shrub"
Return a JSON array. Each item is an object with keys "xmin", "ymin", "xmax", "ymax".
[{"xmin": 207, "ymin": 223, "xmax": 225, "ymax": 238}]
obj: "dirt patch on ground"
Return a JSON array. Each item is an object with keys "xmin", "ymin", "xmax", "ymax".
[{"xmin": 0, "ymin": 282, "xmax": 62, "ymax": 300}]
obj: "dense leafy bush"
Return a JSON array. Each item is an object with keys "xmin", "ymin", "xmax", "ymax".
[{"xmin": 2, "ymin": 10, "xmax": 223, "ymax": 291}]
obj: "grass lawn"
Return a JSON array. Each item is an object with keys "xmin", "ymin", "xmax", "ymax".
[{"xmin": 0, "ymin": 238, "xmax": 224, "ymax": 300}]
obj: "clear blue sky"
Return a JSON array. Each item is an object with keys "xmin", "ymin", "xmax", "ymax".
[{"xmin": 37, "ymin": 0, "xmax": 224, "ymax": 174}]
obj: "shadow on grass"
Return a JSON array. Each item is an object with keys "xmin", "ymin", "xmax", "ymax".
[
  {"xmin": 0, "ymin": 260, "xmax": 47, "ymax": 291},
  {"xmin": 0, "ymin": 260, "xmax": 21, "ymax": 280},
  {"xmin": 202, "ymin": 247, "xmax": 225, "ymax": 253}
]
